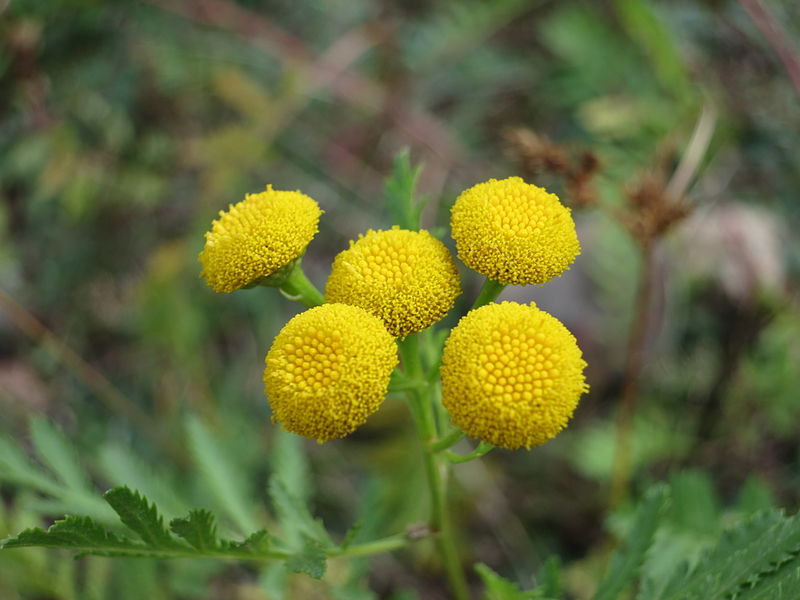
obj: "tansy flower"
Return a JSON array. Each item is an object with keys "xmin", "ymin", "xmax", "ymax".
[
  {"xmin": 264, "ymin": 303, "xmax": 398, "ymax": 442},
  {"xmin": 324, "ymin": 227, "xmax": 461, "ymax": 338},
  {"xmin": 199, "ymin": 186, "xmax": 322, "ymax": 293},
  {"xmin": 450, "ymin": 177, "xmax": 579, "ymax": 285},
  {"xmin": 440, "ymin": 302, "xmax": 587, "ymax": 450}
]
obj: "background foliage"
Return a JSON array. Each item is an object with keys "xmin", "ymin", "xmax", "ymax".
[{"xmin": 1, "ymin": 0, "xmax": 799, "ymax": 598}]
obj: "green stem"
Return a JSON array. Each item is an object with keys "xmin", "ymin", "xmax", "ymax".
[
  {"xmin": 399, "ymin": 336, "xmax": 470, "ymax": 600},
  {"xmin": 430, "ymin": 429, "xmax": 466, "ymax": 452},
  {"xmin": 445, "ymin": 442, "xmax": 495, "ymax": 464},
  {"xmin": 13, "ymin": 534, "xmax": 413, "ymax": 563},
  {"xmin": 471, "ymin": 278, "xmax": 505, "ymax": 310},
  {"xmin": 331, "ymin": 534, "xmax": 412, "ymax": 558},
  {"xmin": 279, "ymin": 264, "xmax": 324, "ymax": 308}
]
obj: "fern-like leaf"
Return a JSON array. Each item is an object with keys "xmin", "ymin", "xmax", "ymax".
[
  {"xmin": 643, "ymin": 510, "xmax": 800, "ymax": 600},
  {"xmin": 169, "ymin": 509, "xmax": 218, "ymax": 551}
]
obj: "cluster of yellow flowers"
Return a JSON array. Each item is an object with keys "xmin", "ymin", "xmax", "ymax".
[{"xmin": 199, "ymin": 177, "xmax": 587, "ymax": 450}]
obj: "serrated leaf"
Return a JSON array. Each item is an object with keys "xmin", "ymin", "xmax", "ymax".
[
  {"xmin": 222, "ymin": 529, "xmax": 273, "ymax": 555},
  {"xmin": 736, "ymin": 556, "xmax": 800, "ymax": 600},
  {"xmin": 103, "ymin": 487, "xmax": 183, "ymax": 549},
  {"xmin": 384, "ymin": 149, "xmax": 425, "ymax": 230},
  {"xmin": 476, "ymin": 563, "xmax": 547, "ymax": 600},
  {"xmin": 2, "ymin": 515, "xmax": 129, "ymax": 551},
  {"xmin": 285, "ymin": 538, "xmax": 327, "ymax": 579},
  {"xmin": 1, "ymin": 490, "xmax": 283, "ymax": 563},
  {"xmin": 269, "ymin": 478, "xmax": 332, "ymax": 548},
  {"xmin": 644, "ymin": 510, "xmax": 800, "ymax": 600},
  {"xmin": 593, "ymin": 484, "xmax": 668, "ymax": 600},
  {"xmin": 0, "ymin": 515, "xmax": 174, "ymax": 558},
  {"xmin": 170, "ymin": 509, "xmax": 218, "ymax": 551},
  {"xmin": 476, "ymin": 563, "xmax": 525, "ymax": 600}
]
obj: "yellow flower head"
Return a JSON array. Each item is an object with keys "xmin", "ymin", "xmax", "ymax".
[
  {"xmin": 324, "ymin": 227, "xmax": 461, "ymax": 338},
  {"xmin": 199, "ymin": 186, "xmax": 322, "ymax": 293},
  {"xmin": 264, "ymin": 303, "xmax": 398, "ymax": 442},
  {"xmin": 441, "ymin": 302, "xmax": 588, "ymax": 450},
  {"xmin": 450, "ymin": 177, "xmax": 580, "ymax": 285}
]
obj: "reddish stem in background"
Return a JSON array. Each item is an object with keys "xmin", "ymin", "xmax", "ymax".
[
  {"xmin": 740, "ymin": 0, "xmax": 800, "ymax": 98},
  {"xmin": 610, "ymin": 242, "xmax": 656, "ymax": 508}
]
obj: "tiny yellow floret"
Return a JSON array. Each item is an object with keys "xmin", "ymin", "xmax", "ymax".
[
  {"xmin": 325, "ymin": 227, "xmax": 461, "ymax": 338},
  {"xmin": 264, "ymin": 304, "xmax": 398, "ymax": 442},
  {"xmin": 441, "ymin": 302, "xmax": 588, "ymax": 450},
  {"xmin": 450, "ymin": 177, "xmax": 580, "ymax": 285},
  {"xmin": 199, "ymin": 186, "xmax": 322, "ymax": 292}
]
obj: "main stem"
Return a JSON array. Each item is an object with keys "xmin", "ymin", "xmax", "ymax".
[{"xmin": 400, "ymin": 335, "xmax": 470, "ymax": 600}]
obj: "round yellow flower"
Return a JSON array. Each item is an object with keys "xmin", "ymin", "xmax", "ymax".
[
  {"xmin": 450, "ymin": 177, "xmax": 579, "ymax": 285},
  {"xmin": 441, "ymin": 302, "xmax": 588, "ymax": 450},
  {"xmin": 264, "ymin": 304, "xmax": 398, "ymax": 442},
  {"xmin": 324, "ymin": 227, "xmax": 461, "ymax": 338},
  {"xmin": 199, "ymin": 186, "xmax": 322, "ymax": 293}
]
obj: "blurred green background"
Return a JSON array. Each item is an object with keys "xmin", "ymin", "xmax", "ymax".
[{"xmin": 1, "ymin": 0, "xmax": 799, "ymax": 598}]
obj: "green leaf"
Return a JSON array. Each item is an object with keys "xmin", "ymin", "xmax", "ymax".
[
  {"xmin": 669, "ymin": 470, "xmax": 719, "ymax": 536},
  {"xmin": 613, "ymin": 0, "xmax": 694, "ymax": 102},
  {"xmin": 644, "ymin": 510, "xmax": 800, "ymax": 600},
  {"xmin": 0, "ymin": 514, "xmax": 182, "ymax": 559},
  {"xmin": 736, "ymin": 557, "xmax": 800, "ymax": 600},
  {"xmin": 98, "ymin": 442, "xmax": 187, "ymax": 518},
  {"xmin": 736, "ymin": 477, "xmax": 776, "ymax": 515},
  {"xmin": 170, "ymin": 509, "xmax": 218, "ymax": 551},
  {"xmin": 29, "ymin": 418, "xmax": 91, "ymax": 492},
  {"xmin": 476, "ymin": 563, "xmax": 526, "ymax": 599},
  {"xmin": 103, "ymin": 487, "xmax": 183, "ymax": 549},
  {"xmin": 593, "ymin": 484, "xmax": 668, "ymax": 600},
  {"xmin": 341, "ymin": 520, "xmax": 363, "ymax": 550},
  {"xmin": 285, "ymin": 538, "xmax": 327, "ymax": 579},
  {"xmin": 268, "ymin": 478, "xmax": 332, "ymax": 548},
  {"xmin": 384, "ymin": 149, "xmax": 425, "ymax": 230},
  {"xmin": 222, "ymin": 529, "xmax": 273, "ymax": 554},
  {"xmin": 2, "ymin": 515, "xmax": 131, "ymax": 552},
  {"xmin": 535, "ymin": 556, "xmax": 563, "ymax": 598},
  {"xmin": 476, "ymin": 563, "xmax": 550, "ymax": 600},
  {"xmin": 185, "ymin": 416, "xmax": 259, "ymax": 534},
  {"xmin": 271, "ymin": 429, "xmax": 310, "ymax": 507},
  {"xmin": 0, "ymin": 431, "xmax": 63, "ymax": 495},
  {"xmin": 1, "ymin": 489, "xmax": 282, "ymax": 562}
]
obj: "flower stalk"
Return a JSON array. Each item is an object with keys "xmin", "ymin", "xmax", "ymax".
[
  {"xmin": 277, "ymin": 262, "xmax": 324, "ymax": 307},
  {"xmin": 471, "ymin": 277, "xmax": 505, "ymax": 310},
  {"xmin": 400, "ymin": 335, "xmax": 471, "ymax": 600}
]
